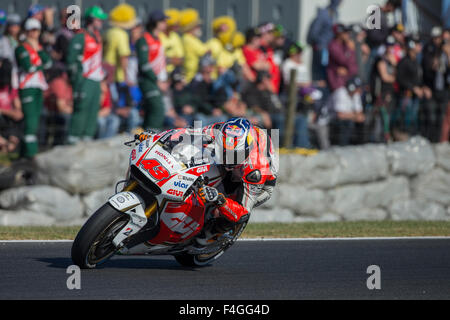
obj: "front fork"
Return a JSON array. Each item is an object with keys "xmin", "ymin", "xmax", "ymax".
[{"xmin": 109, "ymin": 181, "xmax": 158, "ymax": 248}]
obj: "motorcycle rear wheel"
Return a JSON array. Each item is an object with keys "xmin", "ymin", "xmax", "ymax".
[
  {"xmin": 71, "ymin": 203, "xmax": 129, "ymax": 269},
  {"xmin": 175, "ymin": 249, "xmax": 226, "ymax": 267},
  {"xmin": 174, "ymin": 222, "xmax": 247, "ymax": 267}
]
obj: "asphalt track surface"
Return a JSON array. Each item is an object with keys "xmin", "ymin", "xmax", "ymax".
[{"xmin": 1, "ymin": 239, "xmax": 449, "ymax": 300}]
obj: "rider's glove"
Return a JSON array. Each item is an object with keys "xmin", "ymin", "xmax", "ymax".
[
  {"xmin": 136, "ymin": 132, "xmax": 153, "ymax": 142},
  {"xmin": 199, "ymin": 186, "xmax": 226, "ymax": 207}
]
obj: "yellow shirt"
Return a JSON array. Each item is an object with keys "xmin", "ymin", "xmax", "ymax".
[
  {"xmin": 182, "ymin": 33, "xmax": 208, "ymax": 83},
  {"xmin": 233, "ymin": 48, "xmax": 246, "ymax": 65},
  {"xmin": 217, "ymin": 48, "xmax": 246, "ymax": 70},
  {"xmin": 206, "ymin": 37, "xmax": 224, "ymax": 61},
  {"xmin": 103, "ymin": 27, "xmax": 131, "ymax": 83},
  {"xmin": 160, "ymin": 31, "xmax": 184, "ymax": 74},
  {"xmin": 217, "ymin": 49, "xmax": 234, "ymax": 70}
]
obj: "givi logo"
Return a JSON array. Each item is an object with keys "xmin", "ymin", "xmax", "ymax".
[
  {"xmin": 196, "ymin": 166, "xmax": 208, "ymax": 174},
  {"xmin": 168, "ymin": 189, "xmax": 184, "ymax": 197}
]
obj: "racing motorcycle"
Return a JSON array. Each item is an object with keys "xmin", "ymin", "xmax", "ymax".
[{"xmin": 71, "ymin": 129, "xmax": 248, "ymax": 269}]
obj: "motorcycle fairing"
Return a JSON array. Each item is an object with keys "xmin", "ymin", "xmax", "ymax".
[
  {"xmin": 109, "ymin": 192, "xmax": 148, "ymax": 247},
  {"xmin": 149, "ymin": 192, "xmax": 206, "ymax": 245}
]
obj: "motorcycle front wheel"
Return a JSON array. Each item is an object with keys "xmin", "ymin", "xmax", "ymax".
[{"xmin": 71, "ymin": 203, "xmax": 129, "ymax": 269}]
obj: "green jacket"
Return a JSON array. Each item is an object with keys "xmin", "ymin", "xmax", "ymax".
[
  {"xmin": 135, "ymin": 35, "xmax": 158, "ymax": 83},
  {"xmin": 66, "ymin": 30, "xmax": 103, "ymax": 87},
  {"xmin": 15, "ymin": 41, "xmax": 51, "ymax": 90},
  {"xmin": 15, "ymin": 42, "xmax": 51, "ymax": 75},
  {"xmin": 66, "ymin": 32, "xmax": 86, "ymax": 87}
]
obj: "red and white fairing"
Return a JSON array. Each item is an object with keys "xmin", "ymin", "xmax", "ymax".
[{"xmin": 125, "ymin": 130, "xmax": 217, "ymax": 245}]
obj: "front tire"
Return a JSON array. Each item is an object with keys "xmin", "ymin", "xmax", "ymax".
[{"xmin": 71, "ymin": 203, "xmax": 129, "ymax": 269}]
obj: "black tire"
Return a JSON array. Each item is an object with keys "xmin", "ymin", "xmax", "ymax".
[
  {"xmin": 71, "ymin": 203, "xmax": 129, "ymax": 269},
  {"xmin": 174, "ymin": 222, "xmax": 247, "ymax": 267},
  {"xmin": 174, "ymin": 250, "xmax": 226, "ymax": 267}
]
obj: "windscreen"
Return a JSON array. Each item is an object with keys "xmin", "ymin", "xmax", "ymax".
[{"xmin": 158, "ymin": 129, "xmax": 211, "ymax": 168}]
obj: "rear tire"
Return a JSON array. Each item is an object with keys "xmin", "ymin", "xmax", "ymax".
[
  {"xmin": 174, "ymin": 222, "xmax": 247, "ymax": 267},
  {"xmin": 175, "ymin": 250, "xmax": 226, "ymax": 267},
  {"xmin": 71, "ymin": 203, "xmax": 129, "ymax": 269}
]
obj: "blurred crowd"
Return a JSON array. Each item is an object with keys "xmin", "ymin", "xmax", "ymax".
[{"xmin": 0, "ymin": 0, "xmax": 449, "ymax": 162}]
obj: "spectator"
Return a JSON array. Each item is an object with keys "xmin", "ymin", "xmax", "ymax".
[
  {"xmin": 43, "ymin": 66, "xmax": 72, "ymax": 146},
  {"xmin": 136, "ymin": 10, "xmax": 168, "ymax": 130},
  {"xmin": 242, "ymin": 71, "xmax": 276, "ymax": 130},
  {"xmin": 307, "ymin": 0, "xmax": 342, "ymax": 85},
  {"xmin": 170, "ymin": 68, "xmax": 196, "ymax": 125},
  {"xmin": 327, "ymin": 23, "xmax": 361, "ymax": 145},
  {"xmin": 366, "ymin": 0, "xmax": 402, "ymax": 81},
  {"xmin": 52, "ymin": 9, "xmax": 75, "ymax": 64},
  {"xmin": 104, "ymin": 3, "xmax": 139, "ymax": 105},
  {"xmin": 258, "ymin": 22, "xmax": 280, "ymax": 94},
  {"xmin": 281, "ymin": 42, "xmax": 310, "ymax": 89},
  {"xmin": 160, "ymin": 9, "xmax": 184, "ymax": 74},
  {"xmin": 0, "ymin": 10, "xmax": 14, "ymax": 63},
  {"xmin": 208, "ymin": 31, "xmax": 242, "ymax": 99},
  {"xmin": 379, "ymin": 23, "xmax": 406, "ymax": 66},
  {"xmin": 222, "ymin": 93, "xmax": 262, "ymax": 127},
  {"xmin": 27, "ymin": 4, "xmax": 56, "ymax": 52},
  {"xmin": 180, "ymin": 9, "xmax": 209, "ymax": 83},
  {"xmin": 242, "ymin": 27, "xmax": 271, "ymax": 83},
  {"xmin": 423, "ymin": 27, "xmax": 444, "ymax": 87},
  {"xmin": 393, "ymin": 37, "xmax": 427, "ymax": 140},
  {"xmin": 216, "ymin": 31, "xmax": 246, "ymax": 72},
  {"xmin": 97, "ymin": 80, "xmax": 120, "ymax": 139},
  {"xmin": 228, "ymin": 31, "xmax": 254, "ymax": 82},
  {"xmin": 15, "ymin": 18, "xmax": 52, "ymax": 159},
  {"xmin": 281, "ymin": 42, "xmax": 328, "ymax": 149},
  {"xmin": 0, "ymin": 57, "xmax": 22, "ymax": 154},
  {"xmin": 208, "ymin": 16, "xmax": 236, "ymax": 63},
  {"xmin": 116, "ymin": 19, "xmax": 143, "ymax": 134},
  {"xmin": 4, "ymin": 13, "xmax": 21, "ymax": 50},
  {"xmin": 327, "ymin": 24, "xmax": 358, "ymax": 93},
  {"xmin": 421, "ymin": 27, "xmax": 446, "ymax": 142},
  {"xmin": 366, "ymin": 0, "xmax": 402, "ymax": 49},
  {"xmin": 440, "ymin": 37, "xmax": 450, "ymax": 142},
  {"xmin": 349, "ymin": 24, "xmax": 371, "ymax": 84},
  {"xmin": 189, "ymin": 56, "xmax": 229, "ymax": 126},
  {"xmin": 369, "ymin": 36, "xmax": 398, "ymax": 142},
  {"xmin": 66, "ymin": 6, "xmax": 107, "ymax": 144},
  {"xmin": 1, "ymin": 11, "xmax": 20, "ymax": 90},
  {"xmin": 327, "ymin": 24, "xmax": 365, "ymax": 146},
  {"xmin": 272, "ymin": 24, "xmax": 290, "ymax": 68},
  {"xmin": 328, "ymin": 77, "xmax": 365, "ymax": 146}
]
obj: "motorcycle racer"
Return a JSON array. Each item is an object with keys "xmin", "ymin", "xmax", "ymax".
[{"xmin": 138, "ymin": 117, "xmax": 278, "ymax": 228}]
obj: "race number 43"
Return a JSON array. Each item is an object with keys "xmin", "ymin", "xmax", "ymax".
[{"xmin": 141, "ymin": 159, "xmax": 170, "ymax": 181}]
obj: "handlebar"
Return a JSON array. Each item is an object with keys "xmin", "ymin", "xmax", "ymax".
[{"xmin": 123, "ymin": 133, "xmax": 153, "ymax": 147}]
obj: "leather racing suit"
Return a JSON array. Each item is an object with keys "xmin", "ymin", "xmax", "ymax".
[{"xmin": 200, "ymin": 122, "xmax": 279, "ymax": 224}]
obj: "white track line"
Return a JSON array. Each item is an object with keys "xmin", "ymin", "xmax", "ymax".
[{"xmin": 1, "ymin": 237, "xmax": 450, "ymax": 243}]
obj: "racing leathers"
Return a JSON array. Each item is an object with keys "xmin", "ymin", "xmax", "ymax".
[{"xmin": 200, "ymin": 122, "xmax": 278, "ymax": 224}]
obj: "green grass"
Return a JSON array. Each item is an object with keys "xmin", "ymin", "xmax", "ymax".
[
  {"xmin": 0, "ymin": 226, "xmax": 80, "ymax": 240},
  {"xmin": 241, "ymin": 221, "xmax": 450, "ymax": 239},
  {"xmin": 1, "ymin": 221, "xmax": 450, "ymax": 240}
]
